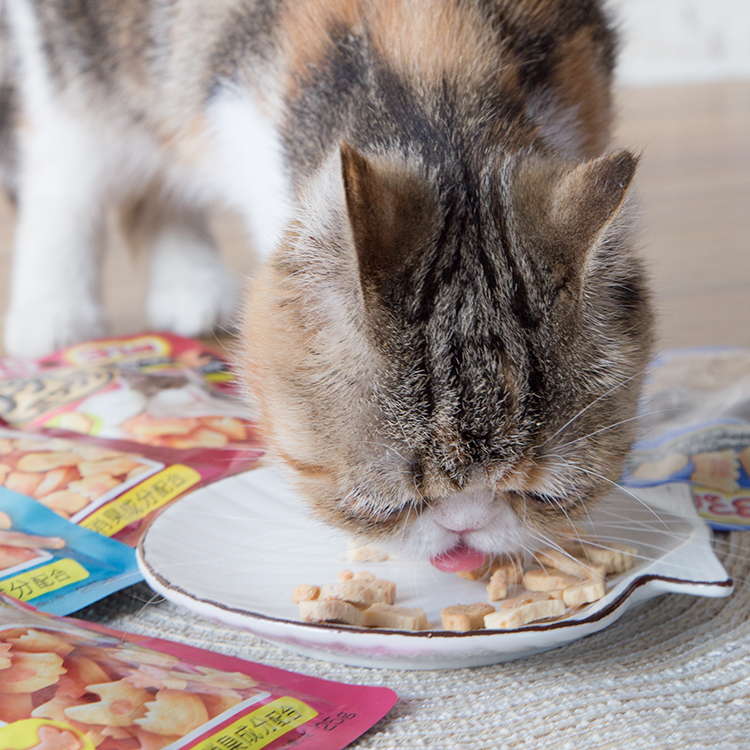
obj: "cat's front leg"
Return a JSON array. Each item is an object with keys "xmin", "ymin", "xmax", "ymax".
[
  {"xmin": 3, "ymin": 117, "xmax": 108, "ymax": 357},
  {"xmin": 140, "ymin": 201, "xmax": 238, "ymax": 337}
]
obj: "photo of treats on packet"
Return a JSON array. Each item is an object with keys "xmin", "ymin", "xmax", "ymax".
[
  {"xmin": 0, "ymin": 596, "xmax": 397, "ymax": 750},
  {"xmin": 0, "ymin": 425, "xmax": 264, "ymax": 549},
  {"xmin": 0, "ymin": 333, "xmax": 262, "ymax": 452},
  {"xmin": 0, "ymin": 487, "xmax": 139, "ymax": 615},
  {"xmin": 623, "ymin": 347, "xmax": 750, "ymax": 530}
]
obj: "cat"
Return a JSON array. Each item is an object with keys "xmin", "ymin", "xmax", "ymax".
[{"xmin": 1, "ymin": 0, "xmax": 653, "ymax": 571}]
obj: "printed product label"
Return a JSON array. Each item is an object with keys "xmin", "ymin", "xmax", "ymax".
[
  {"xmin": 191, "ymin": 697, "xmax": 318, "ymax": 750},
  {"xmin": 0, "ymin": 367, "xmax": 115, "ymax": 423},
  {"xmin": 61, "ymin": 335, "xmax": 172, "ymax": 366},
  {"xmin": 0, "ymin": 559, "xmax": 89, "ymax": 602},
  {"xmin": 80, "ymin": 464, "xmax": 201, "ymax": 536},
  {"xmin": 693, "ymin": 485, "xmax": 750, "ymax": 528}
]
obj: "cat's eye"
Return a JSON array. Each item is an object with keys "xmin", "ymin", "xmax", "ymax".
[{"xmin": 526, "ymin": 492, "xmax": 565, "ymax": 507}]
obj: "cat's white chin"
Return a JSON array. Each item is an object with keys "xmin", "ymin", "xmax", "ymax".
[{"xmin": 378, "ymin": 488, "xmax": 529, "ymax": 564}]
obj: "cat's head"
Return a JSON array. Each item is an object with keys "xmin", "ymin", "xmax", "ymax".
[{"xmin": 241, "ymin": 143, "xmax": 652, "ymax": 569}]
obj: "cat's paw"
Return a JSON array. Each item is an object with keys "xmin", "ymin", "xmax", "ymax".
[
  {"xmin": 3, "ymin": 299, "xmax": 108, "ymax": 357},
  {"xmin": 146, "ymin": 254, "xmax": 238, "ymax": 338}
]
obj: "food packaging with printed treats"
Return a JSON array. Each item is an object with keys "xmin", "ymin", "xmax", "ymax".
[
  {"xmin": 0, "ymin": 332, "xmax": 260, "ymax": 452},
  {"xmin": 0, "ymin": 596, "xmax": 397, "ymax": 750},
  {"xmin": 0, "ymin": 425, "xmax": 263, "ymax": 548},
  {"xmin": 0, "ymin": 487, "xmax": 139, "ymax": 615},
  {"xmin": 624, "ymin": 347, "xmax": 750, "ymax": 530}
]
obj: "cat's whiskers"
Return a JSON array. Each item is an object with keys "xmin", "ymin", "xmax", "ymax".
[
  {"xmin": 541, "ymin": 450, "xmax": 672, "ymax": 532},
  {"xmin": 357, "ymin": 439, "xmax": 410, "ymax": 464},
  {"xmin": 548, "ymin": 407, "xmax": 670, "ymax": 453},
  {"xmin": 536, "ymin": 366, "xmax": 650, "ymax": 450},
  {"xmin": 574, "ymin": 466, "xmax": 674, "ymax": 532}
]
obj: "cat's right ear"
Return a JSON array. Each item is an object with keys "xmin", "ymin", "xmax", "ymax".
[
  {"xmin": 550, "ymin": 149, "xmax": 639, "ymax": 256},
  {"xmin": 340, "ymin": 142, "xmax": 432, "ymax": 301},
  {"xmin": 509, "ymin": 149, "xmax": 639, "ymax": 282}
]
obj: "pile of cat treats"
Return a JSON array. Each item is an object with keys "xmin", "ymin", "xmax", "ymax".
[{"xmin": 293, "ymin": 540, "xmax": 638, "ymax": 632}]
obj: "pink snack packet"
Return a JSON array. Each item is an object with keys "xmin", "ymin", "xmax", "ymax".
[
  {"xmin": 0, "ymin": 424, "xmax": 264, "ymax": 548},
  {"xmin": 0, "ymin": 333, "xmax": 268, "ymax": 548},
  {"xmin": 0, "ymin": 333, "xmax": 258, "ymax": 449},
  {"xmin": 0, "ymin": 595, "xmax": 397, "ymax": 750}
]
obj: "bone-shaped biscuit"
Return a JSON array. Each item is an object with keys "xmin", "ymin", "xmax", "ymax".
[{"xmin": 441, "ymin": 603, "xmax": 496, "ymax": 632}]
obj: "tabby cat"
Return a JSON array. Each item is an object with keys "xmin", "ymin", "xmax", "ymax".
[{"xmin": 1, "ymin": 0, "xmax": 652, "ymax": 569}]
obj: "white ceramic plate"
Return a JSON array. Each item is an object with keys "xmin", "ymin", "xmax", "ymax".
[{"xmin": 138, "ymin": 467, "xmax": 733, "ymax": 670}]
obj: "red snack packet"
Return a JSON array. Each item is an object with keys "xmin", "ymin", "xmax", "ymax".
[
  {"xmin": 0, "ymin": 596, "xmax": 397, "ymax": 749},
  {"xmin": 0, "ymin": 425, "xmax": 264, "ymax": 548},
  {"xmin": 0, "ymin": 334, "xmax": 267, "ymax": 547},
  {"xmin": 0, "ymin": 333, "xmax": 255, "ymax": 447}
]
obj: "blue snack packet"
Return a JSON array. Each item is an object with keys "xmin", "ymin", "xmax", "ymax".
[
  {"xmin": 624, "ymin": 347, "xmax": 750, "ymax": 531},
  {"xmin": 0, "ymin": 486, "xmax": 139, "ymax": 614}
]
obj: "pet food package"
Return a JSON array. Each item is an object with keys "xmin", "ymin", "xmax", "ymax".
[
  {"xmin": 0, "ymin": 426, "xmax": 263, "ymax": 548},
  {"xmin": 624, "ymin": 347, "xmax": 750, "ymax": 530},
  {"xmin": 0, "ymin": 333, "xmax": 260, "ymax": 450},
  {"xmin": 0, "ymin": 487, "xmax": 139, "ymax": 615},
  {"xmin": 0, "ymin": 597, "xmax": 397, "ymax": 750},
  {"xmin": 0, "ymin": 333, "xmax": 267, "ymax": 547}
]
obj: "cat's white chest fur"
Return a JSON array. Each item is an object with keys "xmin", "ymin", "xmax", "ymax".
[{"xmin": 204, "ymin": 89, "xmax": 293, "ymax": 260}]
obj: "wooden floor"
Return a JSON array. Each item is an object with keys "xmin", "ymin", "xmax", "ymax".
[{"xmin": 0, "ymin": 80, "xmax": 748, "ymax": 356}]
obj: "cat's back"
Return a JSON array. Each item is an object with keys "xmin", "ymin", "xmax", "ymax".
[
  {"xmin": 3, "ymin": 0, "xmax": 283, "ymax": 122},
  {"xmin": 278, "ymin": 0, "xmax": 616, "ymax": 181},
  {"xmin": 6, "ymin": 0, "xmax": 615, "ymax": 144}
]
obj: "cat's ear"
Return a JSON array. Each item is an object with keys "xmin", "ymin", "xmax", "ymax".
[
  {"xmin": 340, "ymin": 142, "xmax": 431, "ymax": 299},
  {"xmin": 551, "ymin": 149, "xmax": 639, "ymax": 253}
]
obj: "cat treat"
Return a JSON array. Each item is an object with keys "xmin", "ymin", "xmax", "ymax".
[
  {"xmin": 295, "ymin": 571, "xmax": 428, "ymax": 631},
  {"xmin": 522, "ymin": 569, "xmax": 582, "ymax": 593},
  {"xmin": 346, "ymin": 540, "xmax": 390, "ymax": 563},
  {"xmin": 298, "ymin": 599, "xmax": 367, "ymax": 628},
  {"xmin": 561, "ymin": 579, "xmax": 607, "ymax": 609},
  {"xmin": 363, "ymin": 603, "xmax": 430, "ymax": 630},
  {"xmin": 291, "ymin": 584, "xmax": 321, "ymax": 603},
  {"xmin": 534, "ymin": 550, "xmax": 607, "ymax": 581},
  {"xmin": 574, "ymin": 542, "xmax": 639, "ymax": 576},
  {"xmin": 484, "ymin": 598, "xmax": 567, "ymax": 630},
  {"xmin": 441, "ymin": 604, "xmax": 496, "ymax": 632}
]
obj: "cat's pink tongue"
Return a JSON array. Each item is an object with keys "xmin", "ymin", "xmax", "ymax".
[{"xmin": 430, "ymin": 545, "xmax": 487, "ymax": 573}]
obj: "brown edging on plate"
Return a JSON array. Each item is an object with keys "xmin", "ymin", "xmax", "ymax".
[{"xmin": 138, "ymin": 540, "xmax": 733, "ymax": 638}]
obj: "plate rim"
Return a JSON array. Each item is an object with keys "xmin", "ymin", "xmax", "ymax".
[{"xmin": 138, "ymin": 541, "xmax": 733, "ymax": 640}]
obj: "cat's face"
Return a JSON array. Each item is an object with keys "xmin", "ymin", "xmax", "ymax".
[{"xmin": 241, "ymin": 144, "xmax": 652, "ymax": 569}]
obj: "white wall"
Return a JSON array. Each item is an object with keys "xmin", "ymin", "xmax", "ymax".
[{"xmin": 610, "ymin": 0, "xmax": 750, "ymax": 85}]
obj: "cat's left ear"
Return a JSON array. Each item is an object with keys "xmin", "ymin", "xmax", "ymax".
[{"xmin": 340, "ymin": 142, "xmax": 433, "ymax": 300}]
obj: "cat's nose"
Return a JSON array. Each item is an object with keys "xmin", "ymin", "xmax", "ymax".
[
  {"xmin": 437, "ymin": 520, "xmax": 485, "ymax": 535},
  {"xmin": 432, "ymin": 495, "xmax": 493, "ymax": 534}
]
